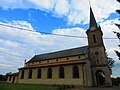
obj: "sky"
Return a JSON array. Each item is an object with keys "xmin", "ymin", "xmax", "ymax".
[{"xmin": 0, "ymin": 0, "xmax": 120, "ymax": 77}]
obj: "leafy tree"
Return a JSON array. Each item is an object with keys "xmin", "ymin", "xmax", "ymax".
[
  {"xmin": 112, "ymin": 77, "xmax": 120, "ymax": 86},
  {"xmin": 0, "ymin": 74, "xmax": 7, "ymax": 81},
  {"xmin": 107, "ymin": 55, "xmax": 115, "ymax": 68},
  {"xmin": 106, "ymin": 53, "xmax": 115, "ymax": 74},
  {"xmin": 114, "ymin": 0, "xmax": 120, "ymax": 60}
]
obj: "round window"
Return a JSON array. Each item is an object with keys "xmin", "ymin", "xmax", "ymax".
[{"xmin": 95, "ymin": 52, "xmax": 99, "ymax": 55}]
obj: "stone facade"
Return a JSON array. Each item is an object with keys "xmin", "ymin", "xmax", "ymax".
[{"xmin": 18, "ymin": 54, "xmax": 92, "ymax": 86}]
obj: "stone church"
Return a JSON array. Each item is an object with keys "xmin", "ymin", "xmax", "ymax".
[{"xmin": 7, "ymin": 7, "xmax": 112, "ymax": 87}]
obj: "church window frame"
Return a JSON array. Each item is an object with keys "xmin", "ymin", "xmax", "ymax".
[
  {"xmin": 95, "ymin": 52, "xmax": 99, "ymax": 56},
  {"xmin": 37, "ymin": 68, "xmax": 41, "ymax": 79},
  {"xmin": 28, "ymin": 69, "xmax": 32, "ymax": 79},
  {"xmin": 72, "ymin": 65, "xmax": 79, "ymax": 79},
  {"xmin": 59, "ymin": 67, "xmax": 65, "ymax": 79},
  {"xmin": 9, "ymin": 76, "xmax": 12, "ymax": 81},
  {"xmin": 93, "ymin": 34, "xmax": 96, "ymax": 43},
  {"xmin": 47, "ymin": 68, "xmax": 52, "ymax": 79},
  {"xmin": 21, "ymin": 70, "xmax": 24, "ymax": 79}
]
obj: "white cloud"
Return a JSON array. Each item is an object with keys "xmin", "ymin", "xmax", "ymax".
[
  {"xmin": 0, "ymin": 0, "xmax": 32, "ymax": 9},
  {"xmin": 100, "ymin": 19, "xmax": 120, "ymax": 77},
  {"xmin": 27, "ymin": 0, "xmax": 55, "ymax": 11},
  {"xmin": 0, "ymin": 0, "xmax": 119, "ymax": 76},
  {"xmin": 0, "ymin": 63, "xmax": 13, "ymax": 67},
  {"xmin": 90, "ymin": 0, "xmax": 119, "ymax": 22},
  {"xmin": 0, "ymin": 20, "xmax": 87, "ymax": 74},
  {"xmin": 0, "ymin": 19, "xmax": 120, "ymax": 77},
  {"xmin": 101, "ymin": 18, "xmax": 119, "ymax": 56},
  {"xmin": 0, "ymin": 0, "xmax": 119, "ymax": 24},
  {"xmin": 54, "ymin": 0, "xmax": 69, "ymax": 16}
]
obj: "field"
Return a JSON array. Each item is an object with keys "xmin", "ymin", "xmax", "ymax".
[{"xmin": 0, "ymin": 82, "xmax": 73, "ymax": 90}]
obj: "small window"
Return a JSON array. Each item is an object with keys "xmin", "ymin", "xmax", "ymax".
[
  {"xmin": 93, "ymin": 34, "xmax": 96, "ymax": 43},
  {"xmin": 67, "ymin": 58, "xmax": 69, "ymax": 60},
  {"xmin": 78, "ymin": 56, "xmax": 81, "ymax": 59},
  {"xmin": 56, "ymin": 59, "xmax": 58, "ymax": 61},
  {"xmin": 39, "ymin": 61, "xmax": 41, "ymax": 63},
  {"xmin": 95, "ymin": 52, "xmax": 99, "ymax": 56},
  {"xmin": 47, "ymin": 60, "xmax": 49, "ymax": 62}
]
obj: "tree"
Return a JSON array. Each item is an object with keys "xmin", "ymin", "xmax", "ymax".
[
  {"xmin": 0, "ymin": 74, "xmax": 7, "ymax": 81},
  {"xmin": 114, "ymin": 0, "xmax": 120, "ymax": 60},
  {"xmin": 106, "ymin": 53, "xmax": 115, "ymax": 74}
]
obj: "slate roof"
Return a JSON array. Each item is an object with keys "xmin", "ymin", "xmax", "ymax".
[{"xmin": 27, "ymin": 46, "xmax": 88, "ymax": 63}]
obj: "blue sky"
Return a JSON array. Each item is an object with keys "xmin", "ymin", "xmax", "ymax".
[
  {"xmin": 0, "ymin": 7, "xmax": 90, "ymax": 32},
  {"xmin": 0, "ymin": 0, "xmax": 120, "ymax": 77}
]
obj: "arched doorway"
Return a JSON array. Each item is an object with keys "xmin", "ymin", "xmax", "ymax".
[{"xmin": 96, "ymin": 70, "xmax": 105, "ymax": 85}]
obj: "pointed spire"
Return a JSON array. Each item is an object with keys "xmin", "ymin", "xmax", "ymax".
[{"xmin": 89, "ymin": 6, "xmax": 98, "ymax": 30}]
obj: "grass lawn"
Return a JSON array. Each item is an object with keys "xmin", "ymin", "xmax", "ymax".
[
  {"xmin": 0, "ymin": 82, "xmax": 73, "ymax": 90},
  {"xmin": 0, "ymin": 82, "xmax": 57, "ymax": 90}
]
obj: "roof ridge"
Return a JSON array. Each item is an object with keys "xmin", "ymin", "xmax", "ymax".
[
  {"xmin": 37, "ymin": 46, "xmax": 88, "ymax": 56},
  {"xmin": 27, "ymin": 45, "xmax": 88, "ymax": 63}
]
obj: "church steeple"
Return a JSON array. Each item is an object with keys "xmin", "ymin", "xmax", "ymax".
[
  {"xmin": 86, "ymin": 4, "xmax": 112, "ymax": 87},
  {"xmin": 89, "ymin": 7, "xmax": 98, "ymax": 30}
]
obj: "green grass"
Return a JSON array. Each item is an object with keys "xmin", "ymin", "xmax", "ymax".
[
  {"xmin": 0, "ymin": 82, "xmax": 57, "ymax": 90},
  {"xmin": 0, "ymin": 82, "xmax": 73, "ymax": 90}
]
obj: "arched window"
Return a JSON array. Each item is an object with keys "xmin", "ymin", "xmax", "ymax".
[
  {"xmin": 28, "ymin": 69, "xmax": 32, "ymax": 79},
  {"xmin": 73, "ymin": 65, "xmax": 79, "ymax": 78},
  {"xmin": 59, "ymin": 67, "xmax": 64, "ymax": 78},
  {"xmin": 93, "ymin": 34, "xmax": 96, "ymax": 43},
  {"xmin": 47, "ymin": 68, "xmax": 52, "ymax": 79},
  {"xmin": 37, "ymin": 68, "xmax": 41, "ymax": 79},
  {"xmin": 95, "ymin": 52, "xmax": 99, "ymax": 56},
  {"xmin": 9, "ymin": 76, "xmax": 12, "ymax": 81},
  {"xmin": 21, "ymin": 70, "xmax": 24, "ymax": 79}
]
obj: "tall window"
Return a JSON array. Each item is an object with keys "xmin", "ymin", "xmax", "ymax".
[
  {"xmin": 47, "ymin": 68, "xmax": 52, "ymax": 79},
  {"xmin": 28, "ymin": 69, "xmax": 32, "ymax": 79},
  {"xmin": 59, "ymin": 67, "xmax": 64, "ymax": 78},
  {"xmin": 93, "ymin": 34, "xmax": 96, "ymax": 43},
  {"xmin": 9, "ymin": 76, "xmax": 12, "ymax": 81},
  {"xmin": 37, "ymin": 68, "xmax": 41, "ymax": 79},
  {"xmin": 21, "ymin": 70, "xmax": 24, "ymax": 79},
  {"xmin": 73, "ymin": 65, "xmax": 79, "ymax": 78}
]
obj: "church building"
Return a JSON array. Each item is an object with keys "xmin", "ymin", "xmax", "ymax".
[{"xmin": 7, "ymin": 7, "xmax": 112, "ymax": 87}]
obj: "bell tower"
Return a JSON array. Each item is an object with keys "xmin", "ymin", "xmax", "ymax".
[{"xmin": 86, "ymin": 7, "xmax": 112, "ymax": 86}]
